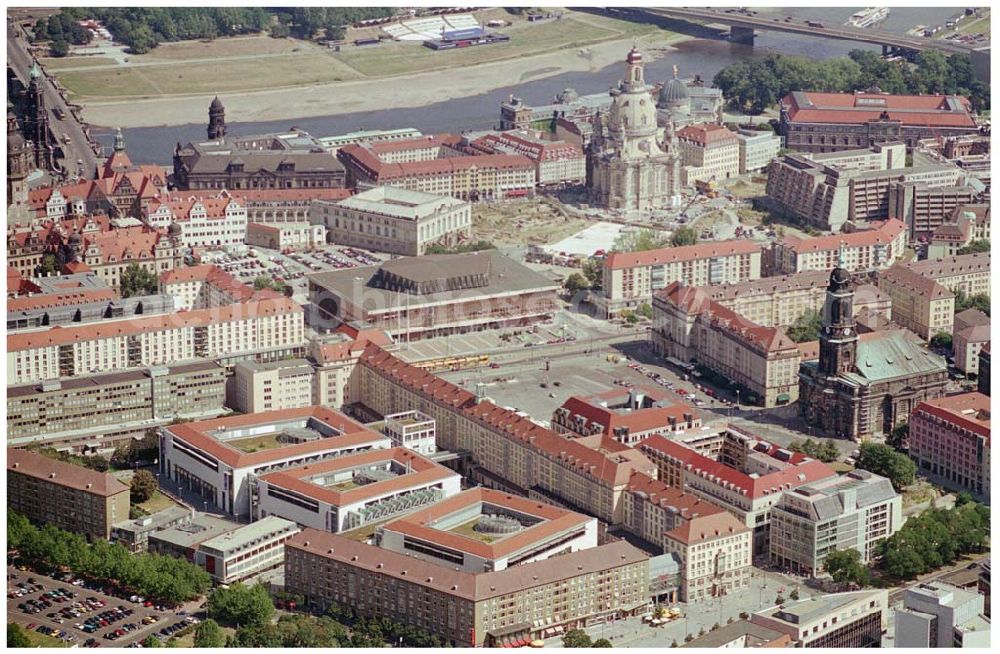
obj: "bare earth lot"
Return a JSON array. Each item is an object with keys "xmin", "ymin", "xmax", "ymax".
[{"xmin": 46, "ymin": 9, "xmax": 689, "ymax": 127}]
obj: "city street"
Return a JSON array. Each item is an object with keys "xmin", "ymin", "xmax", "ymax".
[{"xmin": 7, "ymin": 20, "xmax": 100, "ymax": 178}]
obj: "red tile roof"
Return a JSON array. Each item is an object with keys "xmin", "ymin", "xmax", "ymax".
[
  {"xmin": 159, "ymin": 264, "xmax": 256, "ymax": 302},
  {"xmin": 665, "ymin": 510, "xmax": 749, "ymax": 545},
  {"xmin": 626, "ymin": 470, "xmax": 724, "ymax": 520},
  {"xmin": 258, "ymin": 447, "xmax": 455, "ymax": 507},
  {"xmin": 166, "ymin": 406, "xmax": 386, "ymax": 469},
  {"xmin": 381, "ymin": 487, "xmax": 592, "ymax": 560},
  {"xmin": 8, "ymin": 286, "xmax": 116, "ymax": 312},
  {"xmin": 557, "ymin": 394, "xmax": 700, "ymax": 437},
  {"xmin": 8, "ymin": 448, "xmax": 129, "ymax": 497},
  {"xmin": 912, "ymin": 392, "xmax": 990, "ymax": 442},
  {"xmin": 676, "ymin": 123, "xmax": 739, "ymax": 147},
  {"xmin": 778, "ymin": 219, "xmax": 906, "ymax": 253},
  {"xmin": 781, "ymin": 91, "xmax": 976, "ymax": 128},
  {"xmin": 338, "ymin": 144, "xmax": 534, "ymax": 182},
  {"xmin": 8, "ymin": 296, "xmax": 300, "ymax": 351},
  {"xmin": 638, "ymin": 434, "xmax": 835, "ymax": 500},
  {"xmin": 605, "ymin": 240, "xmax": 761, "ymax": 270}
]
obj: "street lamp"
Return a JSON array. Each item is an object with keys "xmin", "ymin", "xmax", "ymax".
[{"xmin": 735, "ymin": 389, "xmax": 741, "ymax": 412}]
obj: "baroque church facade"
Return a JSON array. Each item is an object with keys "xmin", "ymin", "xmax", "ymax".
[
  {"xmin": 798, "ymin": 259, "xmax": 948, "ymax": 441},
  {"xmin": 587, "ymin": 47, "xmax": 681, "ymax": 212}
]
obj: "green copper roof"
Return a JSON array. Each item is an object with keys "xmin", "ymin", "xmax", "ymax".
[{"xmin": 847, "ymin": 331, "xmax": 945, "ymax": 383}]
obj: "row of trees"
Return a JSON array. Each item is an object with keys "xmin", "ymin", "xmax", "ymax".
[
  {"xmin": 562, "ymin": 628, "xmax": 612, "ymax": 647},
  {"xmin": 425, "ymin": 239, "xmax": 496, "ymax": 255},
  {"xmin": 854, "ymin": 442, "xmax": 916, "ymax": 491},
  {"xmin": 879, "ymin": 499, "xmax": 990, "ymax": 580},
  {"xmin": 32, "ymin": 14, "xmax": 92, "ymax": 57},
  {"xmin": 53, "ymin": 7, "xmax": 271, "ymax": 54},
  {"xmin": 823, "ymin": 498, "xmax": 990, "ymax": 586},
  {"xmin": 787, "ymin": 437, "xmax": 840, "ymax": 463},
  {"xmin": 611, "ymin": 227, "xmax": 697, "ymax": 254},
  {"xmin": 8, "ymin": 511, "xmax": 211, "ymax": 605},
  {"xmin": 271, "ymin": 8, "xmax": 396, "ymax": 41},
  {"xmin": 955, "ymin": 288, "xmax": 991, "ymax": 316},
  {"xmin": 713, "ymin": 50, "xmax": 990, "ymax": 115}
]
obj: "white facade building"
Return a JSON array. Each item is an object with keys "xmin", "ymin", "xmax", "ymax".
[
  {"xmin": 194, "ymin": 516, "xmax": 300, "ymax": 584},
  {"xmin": 231, "ymin": 359, "xmax": 315, "ymax": 414},
  {"xmin": 255, "ymin": 447, "xmax": 461, "ymax": 532},
  {"xmin": 311, "ymin": 186, "xmax": 472, "ymax": 256},
  {"xmin": 737, "ymin": 128, "xmax": 782, "ymax": 174}
]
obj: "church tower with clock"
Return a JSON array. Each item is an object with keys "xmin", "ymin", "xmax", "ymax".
[{"xmin": 817, "ymin": 251, "xmax": 858, "ymax": 376}]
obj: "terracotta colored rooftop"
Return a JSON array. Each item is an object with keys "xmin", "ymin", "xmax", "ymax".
[
  {"xmin": 638, "ymin": 434, "xmax": 836, "ymax": 500},
  {"xmin": 557, "ymin": 394, "xmax": 700, "ymax": 437},
  {"xmin": 258, "ymin": 447, "xmax": 455, "ymax": 507},
  {"xmin": 286, "ymin": 528, "xmax": 647, "ymax": 602},
  {"xmin": 913, "ymin": 392, "xmax": 990, "ymax": 443},
  {"xmin": 381, "ymin": 487, "xmax": 593, "ymax": 561},
  {"xmin": 779, "ymin": 219, "xmax": 906, "ymax": 253},
  {"xmin": 359, "ymin": 344, "xmax": 478, "ymax": 410},
  {"xmin": 781, "ymin": 91, "xmax": 976, "ymax": 128},
  {"xmin": 879, "ymin": 264, "xmax": 954, "ymax": 300},
  {"xmin": 655, "ymin": 282, "xmax": 798, "ymax": 354},
  {"xmin": 665, "ymin": 510, "xmax": 749, "ymax": 545},
  {"xmin": 8, "ymin": 296, "xmax": 300, "ymax": 352},
  {"xmin": 8, "ymin": 286, "xmax": 116, "ymax": 312},
  {"xmin": 903, "ymin": 252, "xmax": 989, "ymax": 278},
  {"xmin": 149, "ymin": 194, "xmax": 243, "ymax": 221},
  {"xmin": 165, "ymin": 406, "xmax": 387, "ymax": 469},
  {"xmin": 676, "ymin": 123, "xmax": 739, "ymax": 146},
  {"xmin": 605, "ymin": 240, "xmax": 761, "ymax": 270},
  {"xmin": 626, "ymin": 470, "xmax": 724, "ymax": 520},
  {"xmin": 8, "ymin": 448, "xmax": 129, "ymax": 497},
  {"xmin": 159, "ymin": 263, "xmax": 255, "ymax": 301}
]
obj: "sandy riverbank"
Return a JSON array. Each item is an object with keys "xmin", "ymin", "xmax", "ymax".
[{"xmin": 81, "ymin": 33, "xmax": 689, "ymax": 129}]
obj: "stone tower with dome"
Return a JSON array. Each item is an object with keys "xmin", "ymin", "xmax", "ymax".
[
  {"xmin": 208, "ymin": 96, "xmax": 226, "ymax": 140},
  {"xmin": 587, "ymin": 47, "xmax": 680, "ymax": 212}
]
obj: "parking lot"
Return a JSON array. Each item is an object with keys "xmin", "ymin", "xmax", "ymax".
[
  {"xmin": 7, "ymin": 566, "xmax": 197, "ymax": 647},
  {"xmin": 200, "ymin": 243, "xmax": 390, "ymax": 305}
]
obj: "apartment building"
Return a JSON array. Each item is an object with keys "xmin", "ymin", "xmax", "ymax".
[
  {"xmin": 7, "ymin": 361, "xmax": 226, "ymax": 452},
  {"xmin": 779, "ymin": 89, "xmax": 978, "ymax": 153},
  {"xmin": 285, "ymin": 529, "xmax": 650, "ymax": 647},
  {"xmin": 158, "ymin": 264, "xmax": 257, "ymax": 311},
  {"xmin": 7, "ymin": 296, "xmax": 305, "ymax": 385},
  {"xmin": 8, "ymin": 448, "xmax": 130, "ymax": 540},
  {"xmin": 245, "ymin": 222, "xmax": 327, "ymax": 251},
  {"xmin": 638, "ymin": 431, "xmax": 836, "ymax": 554},
  {"xmin": 467, "ymin": 130, "xmax": 586, "ymax": 186},
  {"xmin": 551, "ymin": 387, "xmax": 702, "ymax": 445},
  {"xmin": 736, "ymin": 128, "xmax": 782, "ymax": 174},
  {"xmin": 978, "ymin": 343, "xmax": 991, "ymax": 396},
  {"xmin": 676, "ymin": 123, "xmax": 741, "ymax": 185},
  {"xmin": 159, "ymin": 406, "xmax": 392, "ymax": 520},
  {"xmin": 143, "ymin": 193, "xmax": 248, "ymax": 248},
  {"xmin": 770, "ymin": 218, "xmax": 907, "ymax": 275},
  {"xmin": 889, "ymin": 181, "xmax": 982, "ymax": 238},
  {"xmin": 766, "ymin": 143, "xmax": 973, "ymax": 233},
  {"xmin": 701, "ymin": 270, "xmax": 891, "ymax": 328},
  {"xmin": 927, "ymin": 205, "xmax": 990, "ymax": 259},
  {"xmin": 194, "ymin": 516, "xmax": 300, "ymax": 585},
  {"xmin": 378, "ymin": 488, "xmax": 598, "ymax": 573},
  {"xmin": 877, "ymin": 264, "xmax": 955, "ymax": 341},
  {"xmin": 357, "ymin": 345, "xmax": 658, "ymax": 525},
  {"xmin": 310, "ymin": 186, "xmax": 472, "ymax": 256},
  {"xmin": 309, "ymin": 250, "xmax": 559, "ymax": 341},
  {"xmin": 7, "ymin": 270, "xmax": 173, "ymax": 332},
  {"xmin": 231, "ymin": 359, "xmax": 315, "ymax": 414},
  {"xmin": 954, "ymin": 309, "xmax": 990, "ymax": 376},
  {"xmin": 318, "ymin": 128, "xmax": 423, "ymax": 154},
  {"xmin": 909, "ymin": 393, "xmax": 991, "ymax": 498},
  {"xmin": 598, "ymin": 240, "xmax": 762, "ymax": 317},
  {"xmin": 309, "ymin": 325, "xmax": 395, "ymax": 410},
  {"xmin": 896, "ymin": 582, "xmax": 990, "ymax": 648},
  {"xmin": 664, "ymin": 511, "xmax": 752, "ymax": 602},
  {"xmin": 651, "ymin": 282, "xmax": 801, "ymax": 408},
  {"xmin": 769, "ymin": 470, "xmax": 902, "ymax": 575},
  {"xmin": 255, "ymin": 447, "xmax": 460, "ymax": 532},
  {"xmin": 903, "ymin": 252, "xmax": 990, "ymax": 297},
  {"xmin": 751, "ymin": 589, "xmax": 889, "ymax": 647},
  {"xmin": 147, "ymin": 513, "xmax": 240, "ymax": 561},
  {"xmin": 337, "ymin": 138, "xmax": 535, "ymax": 201}
]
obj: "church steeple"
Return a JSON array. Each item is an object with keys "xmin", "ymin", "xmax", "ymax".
[
  {"xmin": 113, "ymin": 126, "xmax": 126, "ymax": 152},
  {"xmin": 208, "ymin": 96, "xmax": 226, "ymax": 140},
  {"xmin": 818, "ymin": 254, "xmax": 858, "ymax": 377}
]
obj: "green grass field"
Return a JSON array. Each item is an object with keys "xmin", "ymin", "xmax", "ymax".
[
  {"xmin": 25, "ymin": 629, "xmax": 69, "ymax": 648},
  {"xmin": 39, "ymin": 56, "xmax": 120, "ymax": 69},
  {"xmin": 226, "ymin": 433, "xmax": 287, "ymax": 454},
  {"xmin": 138, "ymin": 490, "xmax": 181, "ymax": 514}
]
